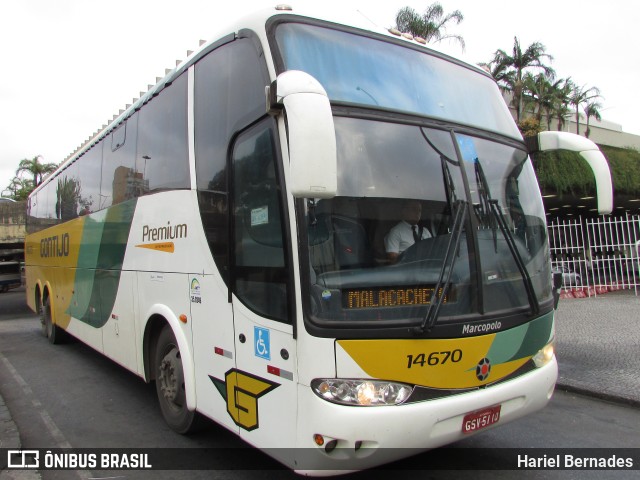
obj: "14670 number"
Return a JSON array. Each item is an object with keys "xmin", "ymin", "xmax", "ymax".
[{"xmin": 406, "ymin": 350, "xmax": 462, "ymax": 368}]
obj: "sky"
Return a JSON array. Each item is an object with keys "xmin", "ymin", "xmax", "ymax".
[{"xmin": 1, "ymin": 0, "xmax": 639, "ymax": 194}]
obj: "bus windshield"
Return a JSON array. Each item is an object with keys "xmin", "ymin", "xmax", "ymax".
[
  {"xmin": 274, "ymin": 22, "xmax": 521, "ymax": 140},
  {"xmin": 301, "ymin": 117, "xmax": 550, "ymax": 330},
  {"xmin": 275, "ymin": 21, "xmax": 550, "ymax": 332}
]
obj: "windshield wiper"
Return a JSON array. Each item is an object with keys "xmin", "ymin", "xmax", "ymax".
[
  {"xmin": 474, "ymin": 161, "xmax": 539, "ymax": 315},
  {"xmin": 412, "ymin": 199, "xmax": 467, "ymax": 335},
  {"xmin": 474, "ymin": 162, "xmax": 498, "ymax": 251},
  {"xmin": 488, "ymin": 198, "xmax": 539, "ymax": 315},
  {"xmin": 420, "ymin": 128, "xmax": 460, "ymax": 210}
]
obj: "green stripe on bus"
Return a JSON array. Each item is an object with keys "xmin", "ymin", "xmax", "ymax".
[
  {"xmin": 487, "ymin": 311, "xmax": 554, "ymax": 363},
  {"xmin": 66, "ymin": 199, "xmax": 137, "ymax": 328}
]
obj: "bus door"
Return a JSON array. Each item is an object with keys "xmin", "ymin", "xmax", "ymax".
[
  {"xmin": 190, "ymin": 272, "xmax": 239, "ymax": 435},
  {"xmin": 230, "ymin": 120, "xmax": 298, "ymax": 449}
]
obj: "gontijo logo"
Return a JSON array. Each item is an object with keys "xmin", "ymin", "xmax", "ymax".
[
  {"xmin": 40, "ymin": 233, "xmax": 70, "ymax": 258},
  {"xmin": 210, "ymin": 369, "xmax": 279, "ymax": 431}
]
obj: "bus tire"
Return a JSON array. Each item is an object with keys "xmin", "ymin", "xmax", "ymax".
[
  {"xmin": 41, "ymin": 296, "xmax": 67, "ymax": 344},
  {"xmin": 154, "ymin": 325, "xmax": 204, "ymax": 434}
]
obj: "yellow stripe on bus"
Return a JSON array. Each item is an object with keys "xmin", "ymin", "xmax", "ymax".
[
  {"xmin": 25, "ymin": 217, "xmax": 87, "ymax": 329},
  {"xmin": 339, "ymin": 335, "xmax": 503, "ymax": 389},
  {"xmin": 135, "ymin": 242, "xmax": 175, "ymax": 253}
]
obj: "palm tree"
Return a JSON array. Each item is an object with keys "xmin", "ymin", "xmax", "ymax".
[
  {"xmin": 394, "ymin": 3, "xmax": 465, "ymax": 50},
  {"xmin": 5, "ymin": 176, "xmax": 34, "ymax": 201},
  {"xmin": 545, "ymin": 78, "xmax": 574, "ymax": 131},
  {"xmin": 570, "ymin": 84, "xmax": 601, "ymax": 135},
  {"xmin": 487, "ymin": 37, "xmax": 555, "ymax": 123},
  {"xmin": 480, "ymin": 60, "xmax": 515, "ymax": 96},
  {"xmin": 583, "ymin": 100, "xmax": 603, "ymax": 139},
  {"xmin": 523, "ymin": 75, "xmax": 574, "ymax": 131},
  {"xmin": 15, "ymin": 155, "xmax": 57, "ymax": 187},
  {"xmin": 522, "ymin": 72, "xmax": 555, "ymax": 125},
  {"xmin": 554, "ymin": 102, "xmax": 572, "ymax": 132},
  {"xmin": 544, "ymin": 78, "xmax": 572, "ymax": 131}
]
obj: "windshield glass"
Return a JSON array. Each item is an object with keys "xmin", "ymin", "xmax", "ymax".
[
  {"xmin": 458, "ymin": 134, "xmax": 550, "ymax": 312},
  {"xmin": 274, "ymin": 22, "xmax": 521, "ymax": 139},
  {"xmin": 302, "ymin": 117, "xmax": 551, "ymax": 330}
]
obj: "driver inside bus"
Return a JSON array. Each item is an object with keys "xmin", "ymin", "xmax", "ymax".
[{"xmin": 384, "ymin": 200, "xmax": 431, "ymax": 263}]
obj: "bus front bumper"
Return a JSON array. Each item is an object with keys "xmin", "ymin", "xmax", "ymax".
[{"xmin": 291, "ymin": 358, "xmax": 557, "ymax": 474}]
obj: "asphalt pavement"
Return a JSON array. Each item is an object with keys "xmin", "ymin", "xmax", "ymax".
[
  {"xmin": 0, "ymin": 288, "xmax": 639, "ymax": 478},
  {"xmin": 554, "ymin": 288, "xmax": 640, "ymax": 407}
]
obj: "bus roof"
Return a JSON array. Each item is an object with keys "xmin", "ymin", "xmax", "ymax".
[{"xmin": 36, "ymin": 4, "xmax": 486, "ymax": 196}]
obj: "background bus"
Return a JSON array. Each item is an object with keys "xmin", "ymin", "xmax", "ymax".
[{"xmin": 24, "ymin": 5, "xmax": 612, "ymax": 474}]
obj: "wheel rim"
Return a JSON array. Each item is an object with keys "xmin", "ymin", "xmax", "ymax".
[
  {"xmin": 41, "ymin": 300, "xmax": 52, "ymax": 338},
  {"xmin": 158, "ymin": 345, "xmax": 185, "ymax": 412}
]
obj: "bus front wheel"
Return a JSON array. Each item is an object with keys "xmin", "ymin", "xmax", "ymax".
[{"xmin": 154, "ymin": 325, "xmax": 204, "ymax": 434}]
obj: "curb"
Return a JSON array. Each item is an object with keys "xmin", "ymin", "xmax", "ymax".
[
  {"xmin": 0, "ymin": 395, "xmax": 41, "ymax": 480},
  {"xmin": 555, "ymin": 382, "xmax": 640, "ymax": 409},
  {"xmin": 0, "ymin": 396, "xmax": 20, "ymax": 451}
]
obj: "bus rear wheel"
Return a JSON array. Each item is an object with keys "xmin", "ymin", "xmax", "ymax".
[
  {"xmin": 154, "ymin": 325, "xmax": 204, "ymax": 434},
  {"xmin": 40, "ymin": 296, "xmax": 67, "ymax": 344}
]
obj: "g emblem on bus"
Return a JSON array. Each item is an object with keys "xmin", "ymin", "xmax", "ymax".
[{"xmin": 210, "ymin": 369, "xmax": 279, "ymax": 431}]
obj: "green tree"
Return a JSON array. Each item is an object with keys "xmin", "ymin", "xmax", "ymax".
[
  {"xmin": 487, "ymin": 37, "xmax": 555, "ymax": 123},
  {"xmin": 583, "ymin": 100, "xmax": 603, "ymax": 139},
  {"xmin": 15, "ymin": 155, "xmax": 57, "ymax": 187},
  {"xmin": 518, "ymin": 117, "xmax": 542, "ymax": 138},
  {"xmin": 479, "ymin": 60, "xmax": 514, "ymax": 95},
  {"xmin": 5, "ymin": 176, "xmax": 34, "ymax": 201},
  {"xmin": 522, "ymin": 75, "xmax": 575, "ymax": 132},
  {"xmin": 394, "ymin": 3, "xmax": 465, "ymax": 49},
  {"xmin": 523, "ymin": 72, "xmax": 553, "ymax": 125},
  {"xmin": 548, "ymin": 78, "xmax": 573, "ymax": 131},
  {"xmin": 569, "ymin": 83, "xmax": 600, "ymax": 135}
]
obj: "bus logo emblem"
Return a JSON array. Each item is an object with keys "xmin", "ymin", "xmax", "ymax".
[
  {"xmin": 254, "ymin": 327, "xmax": 270, "ymax": 360},
  {"xmin": 210, "ymin": 369, "xmax": 279, "ymax": 431}
]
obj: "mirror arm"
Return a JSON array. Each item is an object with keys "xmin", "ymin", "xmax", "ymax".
[
  {"xmin": 265, "ymin": 71, "xmax": 338, "ymax": 199},
  {"xmin": 526, "ymin": 131, "xmax": 613, "ymax": 215},
  {"xmin": 266, "ymin": 80, "xmax": 282, "ymax": 116}
]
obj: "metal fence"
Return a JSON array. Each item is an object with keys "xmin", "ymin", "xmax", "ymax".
[{"xmin": 548, "ymin": 213, "xmax": 640, "ymax": 296}]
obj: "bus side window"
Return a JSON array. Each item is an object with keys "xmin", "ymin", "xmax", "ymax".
[
  {"xmin": 56, "ymin": 162, "xmax": 80, "ymax": 221},
  {"xmin": 102, "ymin": 114, "xmax": 139, "ymax": 207},
  {"xmin": 76, "ymin": 144, "xmax": 103, "ymax": 213},
  {"xmin": 136, "ymin": 73, "xmax": 189, "ymax": 194},
  {"xmin": 194, "ymin": 36, "xmax": 271, "ymax": 286},
  {"xmin": 232, "ymin": 120, "xmax": 291, "ymax": 323}
]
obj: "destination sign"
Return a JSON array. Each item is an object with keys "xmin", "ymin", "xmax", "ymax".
[{"xmin": 343, "ymin": 285, "xmax": 451, "ymax": 309}]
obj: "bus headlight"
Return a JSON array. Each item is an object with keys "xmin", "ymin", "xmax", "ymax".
[
  {"xmin": 532, "ymin": 341, "xmax": 555, "ymax": 368},
  {"xmin": 311, "ymin": 379, "xmax": 413, "ymax": 406}
]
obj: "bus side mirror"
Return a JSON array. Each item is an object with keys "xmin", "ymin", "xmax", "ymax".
[
  {"xmin": 526, "ymin": 131, "xmax": 613, "ymax": 214},
  {"xmin": 267, "ymin": 71, "xmax": 337, "ymax": 199}
]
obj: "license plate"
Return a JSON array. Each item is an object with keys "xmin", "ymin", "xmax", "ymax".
[{"xmin": 462, "ymin": 404, "xmax": 501, "ymax": 434}]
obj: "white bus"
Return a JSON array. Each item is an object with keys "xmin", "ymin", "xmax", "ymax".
[{"xmin": 25, "ymin": 4, "xmax": 613, "ymax": 473}]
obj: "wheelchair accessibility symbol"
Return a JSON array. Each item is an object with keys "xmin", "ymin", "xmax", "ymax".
[{"xmin": 254, "ymin": 326, "xmax": 270, "ymax": 360}]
